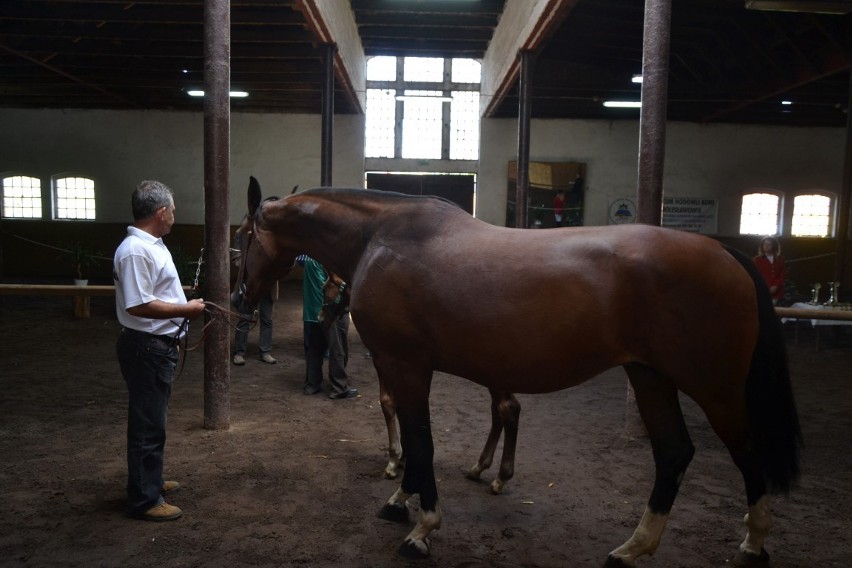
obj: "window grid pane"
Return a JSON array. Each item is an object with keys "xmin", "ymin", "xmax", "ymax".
[
  {"xmin": 739, "ymin": 193, "xmax": 779, "ymax": 235},
  {"xmin": 55, "ymin": 176, "xmax": 96, "ymax": 220},
  {"xmin": 365, "ymin": 89, "xmax": 396, "ymax": 159},
  {"xmin": 2, "ymin": 175, "xmax": 42, "ymax": 218},
  {"xmin": 367, "ymin": 56, "xmax": 396, "ymax": 81},
  {"xmin": 404, "ymin": 57, "xmax": 443, "ymax": 82},
  {"xmin": 450, "ymin": 91, "xmax": 479, "ymax": 160},
  {"xmin": 791, "ymin": 194, "xmax": 831, "ymax": 237},
  {"xmin": 401, "ymin": 90, "xmax": 443, "ymax": 159},
  {"xmin": 451, "ymin": 59, "xmax": 481, "ymax": 83},
  {"xmin": 366, "ymin": 57, "xmax": 480, "ymax": 161}
]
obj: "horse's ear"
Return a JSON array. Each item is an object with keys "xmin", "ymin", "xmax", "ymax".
[
  {"xmin": 291, "ymin": 185, "xmax": 299, "ymax": 195},
  {"xmin": 248, "ymin": 176, "xmax": 262, "ymax": 216}
]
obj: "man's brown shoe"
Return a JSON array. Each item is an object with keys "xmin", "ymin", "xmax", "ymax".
[
  {"xmin": 161, "ymin": 480, "xmax": 181, "ymax": 495},
  {"xmin": 136, "ymin": 502, "xmax": 183, "ymax": 522}
]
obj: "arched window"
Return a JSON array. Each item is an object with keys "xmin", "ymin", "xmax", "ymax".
[
  {"xmin": 739, "ymin": 191, "xmax": 781, "ymax": 236},
  {"xmin": 53, "ymin": 175, "xmax": 96, "ymax": 220},
  {"xmin": 791, "ymin": 192, "xmax": 834, "ymax": 237},
  {"xmin": 1, "ymin": 175, "xmax": 42, "ymax": 219}
]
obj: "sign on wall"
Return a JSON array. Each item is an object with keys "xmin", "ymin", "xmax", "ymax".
[
  {"xmin": 608, "ymin": 196, "xmax": 717, "ymax": 235},
  {"xmin": 662, "ymin": 197, "xmax": 718, "ymax": 234},
  {"xmin": 608, "ymin": 198, "xmax": 637, "ymax": 225}
]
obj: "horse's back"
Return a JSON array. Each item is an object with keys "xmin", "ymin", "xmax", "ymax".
[{"xmin": 349, "ymin": 220, "xmax": 758, "ymax": 394}]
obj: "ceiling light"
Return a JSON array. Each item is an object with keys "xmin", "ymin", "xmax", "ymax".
[
  {"xmin": 395, "ymin": 94, "xmax": 453, "ymax": 102},
  {"xmin": 632, "ymin": 74, "xmax": 643, "ymax": 84},
  {"xmin": 781, "ymin": 100, "xmax": 793, "ymax": 105},
  {"xmin": 745, "ymin": 0, "xmax": 852, "ymax": 14},
  {"xmin": 603, "ymin": 101, "xmax": 642, "ymax": 108},
  {"xmin": 186, "ymin": 90, "xmax": 250, "ymax": 98}
]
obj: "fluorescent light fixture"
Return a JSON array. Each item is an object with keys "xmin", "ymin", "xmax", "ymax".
[
  {"xmin": 603, "ymin": 101, "xmax": 642, "ymax": 108},
  {"xmin": 395, "ymin": 94, "xmax": 454, "ymax": 102},
  {"xmin": 186, "ymin": 90, "xmax": 250, "ymax": 98},
  {"xmin": 745, "ymin": 0, "xmax": 852, "ymax": 14},
  {"xmin": 632, "ymin": 74, "xmax": 643, "ymax": 84},
  {"xmin": 781, "ymin": 100, "xmax": 793, "ymax": 105}
]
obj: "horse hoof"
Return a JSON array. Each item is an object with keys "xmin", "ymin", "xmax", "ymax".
[
  {"xmin": 733, "ymin": 548, "xmax": 772, "ymax": 567},
  {"xmin": 377, "ymin": 502, "xmax": 408, "ymax": 523},
  {"xmin": 383, "ymin": 468, "xmax": 399, "ymax": 480},
  {"xmin": 603, "ymin": 555, "xmax": 634, "ymax": 568},
  {"xmin": 488, "ymin": 479, "xmax": 504, "ymax": 495},
  {"xmin": 397, "ymin": 537, "xmax": 430, "ymax": 559},
  {"xmin": 464, "ymin": 466, "xmax": 483, "ymax": 481}
]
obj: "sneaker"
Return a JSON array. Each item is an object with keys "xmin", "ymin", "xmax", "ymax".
[
  {"xmin": 259, "ymin": 354, "xmax": 277, "ymax": 364},
  {"xmin": 134, "ymin": 502, "xmax": 183, "ymax": 522},
  {"xmin": 329, "ymin": 387, "xmax": 359, "ymax": 400},
  {"xmin": 232, "ymin": 354, "xmax": 246, "ymax": 366},
  {"xmin": 161, "ymin": 480, "xmax": 181, "ymax": 495}
]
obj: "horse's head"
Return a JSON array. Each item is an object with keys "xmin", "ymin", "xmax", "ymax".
[
  {"xmin": 230, "ymin": 176, "xmax": 292, "ymax": 314},
  {"xmin": 318, "ymin": 271, "xmax": 349, "ymax": 330}
]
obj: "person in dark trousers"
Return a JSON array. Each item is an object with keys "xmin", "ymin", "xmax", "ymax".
[
  {"xmin": 114, "ymin": 180, "xmax": 205, "ymax": 522},
  {"xmin": 297, "ymin": 254, "xmax": 357, "ymax": 399}
]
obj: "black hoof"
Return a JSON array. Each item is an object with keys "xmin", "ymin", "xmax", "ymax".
[
  {"xmin": 397, "ymin": 538, "xmax": 430, "ymax": 559},
  {"xmin": 733, "ymin": 548, "xmax": 772, "ymax": 568},
  {"xmin": 377, "ymin": 503, "xmax": 408, "ymax": 523},
  {"xmin": 603, "ymin": 555, "xmax": 634, "ymax": 568}
]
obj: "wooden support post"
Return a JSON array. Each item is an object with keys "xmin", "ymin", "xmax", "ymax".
[{"xmin": 72, "ymin": 295, "xmax": 90, "ymax": 319}]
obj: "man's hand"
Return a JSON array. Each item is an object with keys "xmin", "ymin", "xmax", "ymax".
[{"xmin": 185, "ymin": 298, "xmax": 206, "ymax": 319}]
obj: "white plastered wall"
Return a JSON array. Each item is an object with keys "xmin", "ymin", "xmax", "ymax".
[
  {"xmin": 0, "ymin": 107, "xmax": 845, "ymax": 236},
  {"xmin": 0, "ymin": 108, "xmax": 365, "ymax": 225},
  {"xmin": 478, "ymin": 117, "xmax": 845, "ymax": 235}
]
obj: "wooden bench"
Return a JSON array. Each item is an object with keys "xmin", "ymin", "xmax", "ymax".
[{"xmin": 0, "ymin": 284, "xmax": 192, "ymax": 319}]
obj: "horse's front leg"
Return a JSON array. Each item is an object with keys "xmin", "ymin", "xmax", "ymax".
[
  {"xmin": 374, "ymin": 365, "xmax": 440, "ymax": 558},
  {"xmin": 465, "ymin": 390, "xmax": 520, "ymax": 495},
  {"xmin": 379, "ymin": 381, "xmax": 403, "ymax": 479}
]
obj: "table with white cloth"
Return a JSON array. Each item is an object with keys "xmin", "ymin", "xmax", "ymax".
[{"xmin": 780, "ymin": 302, "xmax": 852, "ymax": 349}]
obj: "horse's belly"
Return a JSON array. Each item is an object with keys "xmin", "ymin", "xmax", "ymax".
[{"xmin": 436, "ymin": 346, "xmax": 625, "ymax": 395}]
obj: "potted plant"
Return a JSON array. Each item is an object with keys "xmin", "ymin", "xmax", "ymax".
[{"xmin": 62, "ymin": 242, "xmax": 103, "ymax": 285}]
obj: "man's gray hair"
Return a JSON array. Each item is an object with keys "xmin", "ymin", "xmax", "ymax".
[{"xmin": 132, "ymin": 180, "xmax": 174, "ymax": 221}]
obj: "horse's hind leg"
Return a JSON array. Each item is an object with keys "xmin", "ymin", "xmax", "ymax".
[
  {"xmin": 465, "ymin": 390, "xmax": 520, "ymax": 494},
  {"xmin": 701, "ymin": 402, "xmax": 773, "ymax": 567},
  {"xmin": 607, "ymin": 363, "xmax": 695, "ymax": 567}
]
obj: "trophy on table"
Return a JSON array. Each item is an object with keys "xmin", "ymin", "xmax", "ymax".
[
  {"xmin": 824, "ymin": 281, "xmax": 840, "ymax": 307},
  {"xmin": 810, "ymin": 282, "xmax": 822, "ymax": 305}
]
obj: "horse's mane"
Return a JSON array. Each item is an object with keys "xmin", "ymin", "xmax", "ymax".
[{"xmin": 301, "ymin": 187, "xmax": 463, "ymax": 211}]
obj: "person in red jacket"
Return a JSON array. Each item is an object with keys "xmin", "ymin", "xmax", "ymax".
[{"xmin": 754, "ymin": 236, "xmax": 787, "ymax": 304}]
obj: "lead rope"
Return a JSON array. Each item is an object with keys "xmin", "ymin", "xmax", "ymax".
[{"xmin": 173, "ymin": 248, "xmax": 259, "ymax": 379}]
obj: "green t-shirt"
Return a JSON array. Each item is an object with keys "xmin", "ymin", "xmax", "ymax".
[{"xmin": 301, "ymin": 256, "xmax": 327, "ymax": 323}]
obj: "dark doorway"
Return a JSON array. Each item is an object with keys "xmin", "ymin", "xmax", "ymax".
[{"xmin": 366, "ymin": 173, "xmax": 475, "ymax": 214}]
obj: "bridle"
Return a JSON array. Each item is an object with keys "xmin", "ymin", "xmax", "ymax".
[{"xmin": 169, "ymin": 218, "xmax": 274, "ymax": 378}]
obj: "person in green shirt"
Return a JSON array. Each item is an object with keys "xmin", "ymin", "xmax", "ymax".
[{"xmin": 297, "ymin": 255, "xmax": 357, "ymax": 399}]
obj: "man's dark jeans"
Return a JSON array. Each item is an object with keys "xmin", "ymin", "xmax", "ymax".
[{"xmin": 117, "ymin": 329, "xmax": 178, "ymax": 515}]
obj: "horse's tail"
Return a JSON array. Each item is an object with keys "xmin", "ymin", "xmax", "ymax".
[{"xmin": 726, "ymin": 246, "xmax": 802, "ymax": 494}]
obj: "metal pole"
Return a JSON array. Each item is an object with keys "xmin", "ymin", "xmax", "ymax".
[
  {"xmin": 628, "ymin": 0, "xmax": 672, "ymax": 438},
  {"xmin": 834, "ymin": 71, "xmax": 852, "ymax": 295},
  {"xmin": 636, "ymin": 0, "xmax": 671, "ymax": 225},
  {"xmin": 321, "ymin": 44, "xmax": 336, "ymax": 187},
  {"xmin": 202, "ymin": 0, "xmax": 230, "ymax": 430},
  {"xmin": 515, "ymin": 50, "xmax": 533, "ymax": 229}
]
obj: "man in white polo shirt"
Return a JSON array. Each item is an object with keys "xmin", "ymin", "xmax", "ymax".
[{"xmin": 114, "ymin": 180, "xmax": 205, "ymax": 522}]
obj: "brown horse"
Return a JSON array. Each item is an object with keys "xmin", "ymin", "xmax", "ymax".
[
  {"xmin": 319, "ymin": 270, "xmax": 521, "ymax": 491},
  {"xmin": 232, "ymin": 177, "xmax": 800, "ymax": 566}
]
